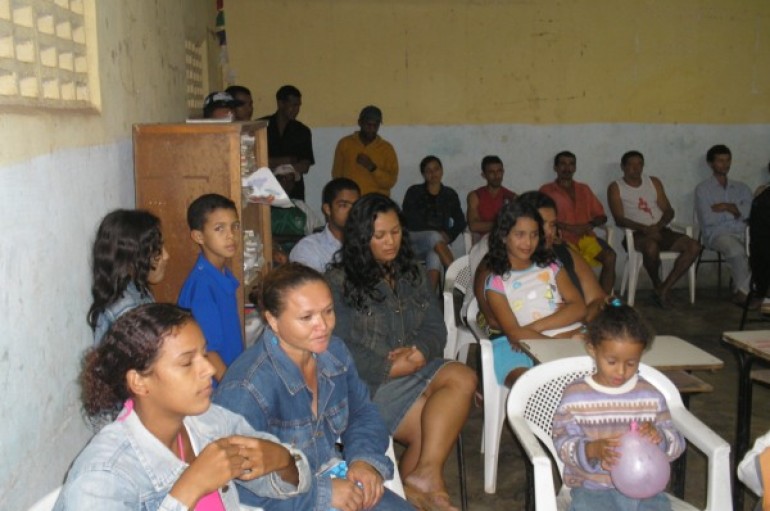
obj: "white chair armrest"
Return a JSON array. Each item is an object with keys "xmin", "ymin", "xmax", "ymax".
[
  {"xmin": 669, "ymin": 222, "xmax": 693, "ymax": 237},
  {"xmin": 443, "ymin": 291, "xmax": 458, "ymax": 360},
  {"xmin": 623, "ymin": 227, "xmax": 636, "ymax": 252},
  {"xmin": 597, "ymin": 224, "xmax": 614, "ymax": 248},
  {"xmin": 669, "ymin": 407, "xmax": 729, "ymax": 456},
  {"xmin": 509, "ymin": 416, "xmax": 559, "ymax": 511},
  {"xmin": 669, "ymin": 407, "xmax": 732, "ymax": 511}
]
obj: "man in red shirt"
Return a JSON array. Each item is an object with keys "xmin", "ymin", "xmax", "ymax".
[
  {"xmin": 466, "ymin": 155, "xmax": 517, "ymax": 244},
  {"xmin": 540, "ymin": 151, "xmax": 616, "ymax": 293}
]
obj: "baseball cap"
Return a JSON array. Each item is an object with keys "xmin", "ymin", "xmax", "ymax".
[
  {"xmin": 203, "ymin": 91, "xmax": 243, "ymax": 117},
  {"xmin": 358, "ymin": 105, "xmax": 383, "ymax": 122}
]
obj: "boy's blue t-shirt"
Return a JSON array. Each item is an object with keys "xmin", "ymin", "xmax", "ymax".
[{"xmin": 178, "ymin": 252, "xmax": 244, "ymax": 366}]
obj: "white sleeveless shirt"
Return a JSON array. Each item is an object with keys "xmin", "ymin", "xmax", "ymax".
[{"xmin": 615, "ymin": 175, "xmax": 662, "ymax": 225}]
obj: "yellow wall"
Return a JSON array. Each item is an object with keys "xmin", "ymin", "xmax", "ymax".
[
  {"xmin": 227, "ymin": 0, "xmax": 770, "ymax": 126},
  {"xmin": 0, "ymin": 0, "xmax": 220, "ymax": 166}
]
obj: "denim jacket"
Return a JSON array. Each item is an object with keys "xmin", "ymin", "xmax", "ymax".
[
  {"xmin": 54, "ymin": 403, "xmax": 311, "ymax": 510},
  {"xmin": 325, "ymin": 266, "xmax": 447, "ymax": 395},
  {"xmin": 214, "ymin": 330, "xmax": 393, "ymax": 511},
  {"xmin": 93, "ymin": 282, "xmax": 154, "ymax": 345}
]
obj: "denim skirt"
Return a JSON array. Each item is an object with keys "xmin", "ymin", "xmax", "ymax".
[{"xmin": 372, "ymin": 358, "xmax": 452, "ymax": 434}]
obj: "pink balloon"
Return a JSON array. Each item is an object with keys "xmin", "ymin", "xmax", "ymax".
[{"xmin": 610, "ymin": 421, "xmax": 671, "ymax": 499}]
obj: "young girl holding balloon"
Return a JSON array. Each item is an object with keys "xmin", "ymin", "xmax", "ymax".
[{"xmin": 551, "ymin": 300, "xmax": 685, "ymax": 511}]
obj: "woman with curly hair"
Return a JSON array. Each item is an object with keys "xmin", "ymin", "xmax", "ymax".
[
  {"xmin": 326, "ymin": 193, "xmax": 477, "ymax": 511},
  {"xmin": 55, "ymin": 303, "xmax": 311, "ymax": 509},
  {"xmin": 484, "ymin": 199, "xmax": 586, "ymax": 387},
  {"xmin": 87, "ymin": 209, "xmax": 170, "ymax": 344}
]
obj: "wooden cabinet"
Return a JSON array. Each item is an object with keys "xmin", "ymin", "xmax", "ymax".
[{"xmin": 133, "ymin": 121, "xmax": 272, "ymax": 328}]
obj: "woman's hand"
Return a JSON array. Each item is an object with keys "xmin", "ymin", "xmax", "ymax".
[
  {"xmin": 585, "ymin": 437, "xmax": 620, "ymax": 471},
  {"xmin": 170, "ymin": 437, "xmax": 249, "ymax": 507},
  {"xmin": 388, "ymin": 346, "xmax": 426, "ymax": 378},
  {"xmin": 331, "ymin": 477, "xmax": 364, "ymax": 511},
  {"xmin": 227, "ymin": 435, "xmax": 299, "ymax": 485},
  {"xmin": 347, "ymin": 461, "xmax": 384, "ymax": 509}
]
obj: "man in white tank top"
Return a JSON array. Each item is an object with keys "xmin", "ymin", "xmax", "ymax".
[{"xmin": 607, "ymin": 150, "xmax": 701, "ymax": 307}]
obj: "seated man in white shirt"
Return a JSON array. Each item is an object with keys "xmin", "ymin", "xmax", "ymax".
[
  {"xmin": 608, "ymin": 150, "xmax": 701, "ymax": 307},
  {"xmin": 695, "ymin": 144, "xmax": 755, "ymax": 306},
  {"xmin": 289, "ymin": 178, "xmax": 361, "ymax": 272}
]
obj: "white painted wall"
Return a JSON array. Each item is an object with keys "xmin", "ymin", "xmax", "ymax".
[
  {"xmin": 302, "ymin": 123, "xmax": 770, "ymax": 289},
  {"xmin": 0, "ymin": 1, "xmax": 217, "ymax": 508},
  {"xmin": 0, "ymin": 142, "xmax": 133, "ymax": 508},
  {"xmin": 305, "ymin": 123, "xmax": 770, "ymax": 214}
]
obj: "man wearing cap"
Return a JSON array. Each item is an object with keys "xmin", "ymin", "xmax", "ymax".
[
  {"xmin": 225, "ymin": 85, "xmax": 254, "ymax": 121},
  {"xmin": 332, "ymin": 105, "xmax": 399, "ymax": 197},
  {"xmin": 202, "ymin": 91, "xmax": 242, "ymax": 120},
  {"xmin": 259, "ymin": 85, "xmax": 314, "ymax": 201}
]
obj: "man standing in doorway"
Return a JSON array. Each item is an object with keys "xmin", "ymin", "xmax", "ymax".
[
  {"xmin": 540, "ymin": 151, "xmax": 616, "ymax": 294},
  {"xmin": 607, "ymin": 150, "xmax": 701, "ymax": 307},
  {"xmin": 695, "ymin": 144, "xmax": 755, "ymax": 306},
  {"xmin": 260, "ymin": 85, "xmax": 314, "ymax": 200},
  {"xmin": 332, "ymin": 105, "xmax": 399, "ymax": 197}
]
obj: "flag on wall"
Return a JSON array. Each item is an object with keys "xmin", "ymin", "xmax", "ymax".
[
  {"xmin": 215, "ymin": 0, "xmax": 226, "ymax": 46},
  {"xmin": 215, "ymin": 0, "xmax": 236, "ymax": 85}
]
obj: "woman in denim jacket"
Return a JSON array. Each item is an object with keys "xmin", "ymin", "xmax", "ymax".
[
  {"xmin": 55, "ymin": 303, "xmax": 311, "ymax": 510},
  {"xmin": 215, "ymin": 263, "xmax": 412, "ymax": 510},
  {"xmin": 326, "ymin": 194, "xmax": 477, "ymax": 511}
]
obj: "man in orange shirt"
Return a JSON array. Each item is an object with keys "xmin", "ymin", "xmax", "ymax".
[
  {"xmin": 540, "ymin": 151, "xmax": 616, "ymax": 293},
  {"xmin": 332, "ymin": 106, "xmax": 398, "ymax": 196}
]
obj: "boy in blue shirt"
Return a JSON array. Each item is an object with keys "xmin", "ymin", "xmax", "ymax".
[{"xmin": 178, "ymin": 193, "xmax": 243, "ymax": 381}]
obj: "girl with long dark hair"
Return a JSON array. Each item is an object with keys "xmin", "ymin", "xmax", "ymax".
[
  {"xmin": 484, "ymin": 200, "xmax": 585, "ymax": 386},
  {"xmin": 87, "ymin": 209, "xmax": 169, "ymax": 344}
]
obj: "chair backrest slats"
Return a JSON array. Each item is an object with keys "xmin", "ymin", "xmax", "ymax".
[{"xmin": 444, "ymin": 255, "xmax": 470, "ymax": 295}]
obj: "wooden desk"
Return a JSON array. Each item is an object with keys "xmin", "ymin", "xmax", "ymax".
[
  {"xmin": 519, "ymin": 335, "xmax": 724, "ymax": 371},
  {"xmin": 722, "ymin": 329, "xmax": 770, "ymax": 511}
]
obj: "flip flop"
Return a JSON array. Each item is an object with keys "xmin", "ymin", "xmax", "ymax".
[{"xmin": 404, "ymin": 484, "xmax": 459, "ymax": 511}]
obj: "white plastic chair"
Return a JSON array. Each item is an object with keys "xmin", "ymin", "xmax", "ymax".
[
  {"xmin": 466, "ymin": 297, "xmax": 510, "ymax": 494},
  {"xmin": 462, "ymin": 228, "xmax": 473, "ymax": 256},
  {"xmin": 442, "ymin": 255, "xmax": 477, "ymax": 362},
  {"xmin": 384, "ymin": 436, "xmax": 405, "ymax": 498},
  {"xmin": 27, "ymin": 487, "xmax": 61, "ymax": 511},
  {"xmin": 619, "ymin": 224, "xmax": 696, "ymax": 306},
  {"xmin": 506, "ymin": 356, "xmax": 731, "ymax": 511}
]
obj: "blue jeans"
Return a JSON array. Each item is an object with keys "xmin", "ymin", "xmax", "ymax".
[
  {"xmin": 570, "ymin": 488, "xmax": 671, "ymax": 511},
  {"xmin": 409, "ymin": 231, "xmax": 445, "ymax": 272}
]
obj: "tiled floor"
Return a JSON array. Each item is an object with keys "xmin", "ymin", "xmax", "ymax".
[{"xmin": 431, "ymin": 287, "xmax": 770, "ymax": 510}]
